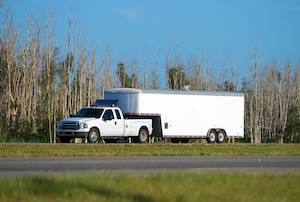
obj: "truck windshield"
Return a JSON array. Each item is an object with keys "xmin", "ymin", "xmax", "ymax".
[{"xmin": 73, "ymin": 108, "xmax": 104, "ymax": 118}]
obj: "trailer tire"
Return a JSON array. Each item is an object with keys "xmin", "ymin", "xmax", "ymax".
[
  {"xmin": 138, "ymin": 128, "xmax": 149, "ymax": 144},
  {"xmin": 180, "ymin": 138, "xmax": 190, "ymax": 143},
  {"xmin": 207, "ymin": 130, "xmax": 217, "ymax": 143},
  {"xmin": 216, "ymin": 130, "xmax": 226, "ymax": 143},
  {"xmin": 171, "ymin": 138, "xmax": 180, "ymax": 143},
  {"xmin": 88, "ymin": 128, "xmax": 100, "ymax": 143},
  {"xmin": 59, "ymin": 136, "xmax": 71, "ymax": 143}
]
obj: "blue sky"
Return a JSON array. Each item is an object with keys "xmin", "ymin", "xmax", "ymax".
[{"xmin": 5, "ymin": 0, "xmax": 300, "ymax": 86}]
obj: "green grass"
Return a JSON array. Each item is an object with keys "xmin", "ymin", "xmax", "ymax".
[
  {"xmin": 1, "ymin": 144, "xmax": 299, "ymax": 201},
  {"xmin": 0, "ymin": 172, "xmax": 299, "ymax": 202},
  {"xmin": 0, "ymin": 143, "xmax": 299, "ymax": 158}
]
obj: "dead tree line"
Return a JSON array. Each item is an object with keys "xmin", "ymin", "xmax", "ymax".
[
  {"xmin": 179, "ymin": 48, "xmax": 299, "ymax": 143},
  {"xmin": 0, "ymin": 12, "xmax": 299, "ymax": 143},
  {"xmin": 0, "ymin": 14, "xmax": 101, "ymax": 142}
]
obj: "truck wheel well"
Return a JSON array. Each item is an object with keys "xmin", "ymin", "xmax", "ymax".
[
  {"xmin": 90, "ymin": 127, "xmax": 100, "ymax": 135},
  {"xmin": 140, "ymin": 126, "xmax": 149, "ymax": 134}
]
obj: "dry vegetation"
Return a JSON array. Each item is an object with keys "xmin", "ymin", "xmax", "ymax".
[{"xmin": 0, "ymin": 4, "xmax": 299, "ymax": 143}]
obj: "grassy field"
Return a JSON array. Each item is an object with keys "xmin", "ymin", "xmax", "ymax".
[
  {"xmin": 0, "ymin": 172, "xmax": 299, "ymax": 202},
  {"xmin": 0, "ymin": 143, "xmax": 299, "ymax": 158},
  {"xmin": 1, "ymin": 144, "xmax": 299, "ymax": 201}
]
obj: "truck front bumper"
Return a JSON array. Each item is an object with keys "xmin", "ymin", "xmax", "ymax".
[{"xmin": 57, "ymin": 130, "xmax": 89, "ymax": 138}]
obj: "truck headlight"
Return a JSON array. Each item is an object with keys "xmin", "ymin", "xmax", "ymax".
[{"xmin": 79, "ymin": 123, "xmax": 88, "ymax": 129}]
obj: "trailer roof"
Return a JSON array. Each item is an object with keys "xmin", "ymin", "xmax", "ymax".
[{"xmin": 105, "ymin": 88, "xmax": 244, "ymax": 97}]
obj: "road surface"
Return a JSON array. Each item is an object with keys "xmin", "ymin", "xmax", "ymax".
[{"xmin": 0, "ymin": 156, "xmax": 299, "ymax": 177}]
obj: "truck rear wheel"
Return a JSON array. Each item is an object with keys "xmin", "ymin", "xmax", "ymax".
[
  {"xmin": 88, "ymin": 128, "xmax": 100, "ymax": 143},
  {"xmin": 207, "ymin": 130, "xmax": 217, "ymax": 143},
  {"xmin": 216, "ymin": 130, "xmax": 226, "ymax": 143},
  {"xmin": 138, "ymin": 128, "xmax": 149, "ymax": 144}
]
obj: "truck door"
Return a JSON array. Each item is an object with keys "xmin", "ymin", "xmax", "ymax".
[
  {"xmin": 101, "ymin": 109, "xmax": 124, "ymax": 137},
  {"xmin": 114, "ymin": 109, "xmax": 125, "ymax": 136}
]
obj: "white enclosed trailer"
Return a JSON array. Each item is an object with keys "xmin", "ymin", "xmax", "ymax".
[{"xmin": 105, "ymin": 88, "xmax": 244, "ymax": 143}]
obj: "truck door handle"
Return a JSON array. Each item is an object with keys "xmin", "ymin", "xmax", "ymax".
[{"xmin": 114, "ymin": 122, "xmax": 117, "ymax": 125}]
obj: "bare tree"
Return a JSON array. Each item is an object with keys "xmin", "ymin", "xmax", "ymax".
[
  {"xmin": 101, "ymin": 50, "xmax": 113, "ymax": 98},
  {"xmin": 165, "ymin": 45, "xmax": 172, "ymax": 90},
  {"xmin": 3, "ymin": 12, "xmax": 17, "ymax": 128},
  {"xmin": 263, "ymin": 63, "xmax": 278, "ymax": 142},
  {"xmin": 66, "ymin": 21, "xmax": 73, "ymax": 116},
  {"xmin": 248, "ymin": 46, "xmax": 264, "ymax": 143},
  {"xmin": 129, "ymin": 57, "xmax": 141, "ymax": 88},
  {"xmin": 278, "ymin": 62, "xmax": 292, "ymax": 143},
  {"xmin": 216, "ymin": 52, "xmax": 228, "ymax": 91},
  {"xmin": 150, "ymin": 48, "xmax": 160, "ymax": 89},
  {"xmin": 229, "ymin": 60, "xmax": 238, "ymax": 92},
  {"xmin": 42, "ymin": 12, "xmax": 55, "ymax": 143},
  {"xmin": 143, "ymin": 50, "xmax": 148, "ymax": 89},
  {"xmin": 193, "ymin": 56, "xmax": 201, "ymax": 90},
  {"xmin": 87, "ymin": 46, "xmax": 97, "ymax": 105}
]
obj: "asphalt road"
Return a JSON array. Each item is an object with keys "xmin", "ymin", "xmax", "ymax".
[{"xmin": 0, "ymin": 156, "xmax": 299, "ymax": 177}]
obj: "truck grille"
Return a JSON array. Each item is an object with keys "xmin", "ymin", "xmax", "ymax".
[{"xmin": 61, "ymin": 122, "xmax": 79, "ymax": 130}]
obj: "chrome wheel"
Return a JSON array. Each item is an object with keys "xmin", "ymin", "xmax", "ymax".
[
  {"xmin": 88, "ymin": 128, "xmax": 99, "ymax": 143},
  {"xmin": 207, "ymin": 130, "xmax": 216, "ymax": 143},
  {"xmin": 138, "ymin": 128, "xmax": 149, "ymax": 144},
  {"xmin": 217, "ymin": 130, "xmax": 226, "ymax": 143}
]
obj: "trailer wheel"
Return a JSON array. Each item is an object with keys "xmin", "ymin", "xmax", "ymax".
[
  {"xmin": 88, "ymin": 128, "xmax": 100, "ymax": 143},
  {"xmin": 207, "ymin": 130, "xmax": 217, "ymax": 143},
  {"xmin": 59, "ymin": 136, "xmax": 71, "ymax": 143},
  {"xmin": 216, "ymin": 130, "xmax": 226, "ymax": 143},
  {"xmin": 138, "ymin": 128, "xmax": 149, "ymax": 144},
  {"xmin": 171, "ymin": 138, "xmax": 180, "ymax": 143},
  {"xmin": 180, "ymin": 138, "xmax": 190, "ymax": 143}
]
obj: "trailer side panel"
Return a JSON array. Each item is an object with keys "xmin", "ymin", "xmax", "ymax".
[{"xmin": 105, "ymin": 88, "xmax": 244, "ymax": 139}]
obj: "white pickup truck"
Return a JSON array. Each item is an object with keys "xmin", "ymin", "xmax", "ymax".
[{"xmin": 57, "ymin": 100, "xmax": 152, "ymax": 143}]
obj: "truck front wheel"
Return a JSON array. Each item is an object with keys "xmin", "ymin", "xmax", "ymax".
[
  {"xmin": 138, "ymin": 128, "xmax": 149, "ymax": 144},
  {"xmin": 88, "ymin": 128, "xmax": 100, "ymax": 143}
]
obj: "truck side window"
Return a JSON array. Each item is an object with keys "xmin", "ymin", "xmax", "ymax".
[
  {"xmin": 103, "ymin": 110, "xmax": 114, "ymax": 120},
  {"xmin": 115, "ymin": 109, "xmax": 121, "ymax": 119}
]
